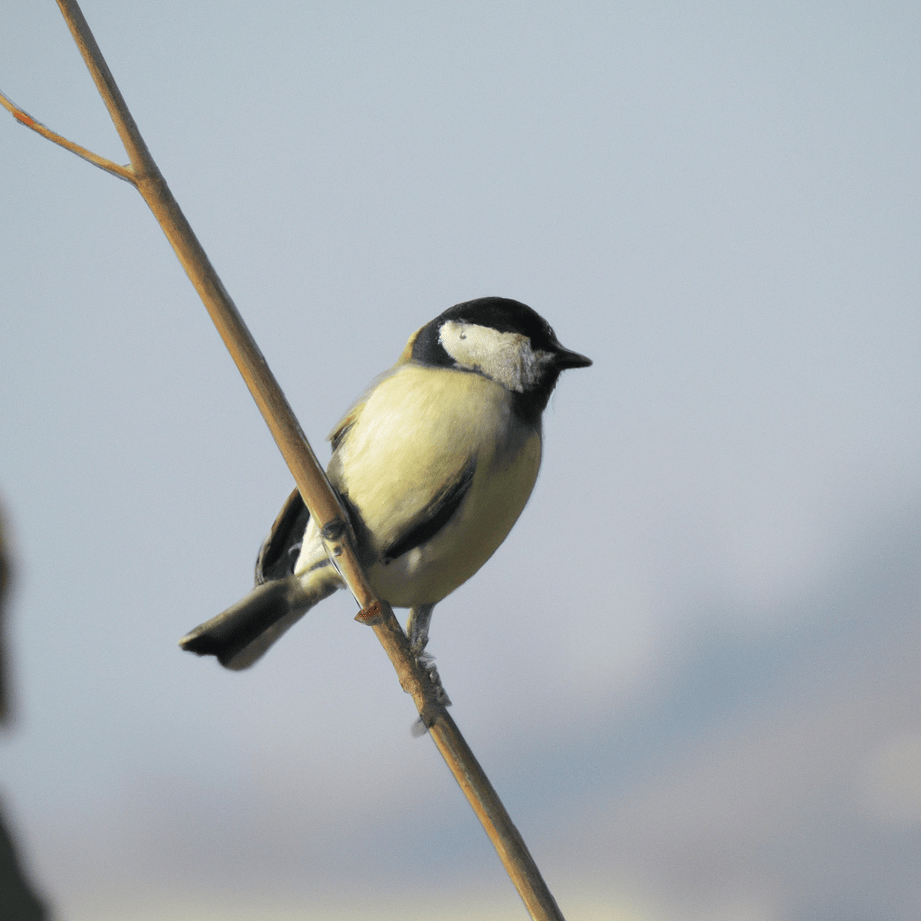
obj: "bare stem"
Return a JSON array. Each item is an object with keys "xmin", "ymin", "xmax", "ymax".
[
  {"xmin": 24, "ymin": 2, "xmax": 567, "ymax": 917},
  {"xmin": 0, "ymin": 90, "xmax": 134, "ymax": 181}
]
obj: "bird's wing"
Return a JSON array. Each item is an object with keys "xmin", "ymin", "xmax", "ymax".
[
  {"xmin": 255, "ymin": 488, "xmax": 311, "ymax": 583},
  {"xmin": 380, "ymin": 457, "xmax": 476, "ymax": 562}
]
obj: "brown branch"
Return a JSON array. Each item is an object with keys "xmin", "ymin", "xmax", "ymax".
[
  {"xmin": 0, "ymin": 90, "xmax": 134, "ymax": 182},
  {"xmin": 17, "ymin": 2, "xmax": 567, "ymax": 918}
]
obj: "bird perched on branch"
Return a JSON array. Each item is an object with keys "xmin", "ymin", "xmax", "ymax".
[{"xmin": 179, "ymin": 297, "xmax": 591, "ymax": 670}]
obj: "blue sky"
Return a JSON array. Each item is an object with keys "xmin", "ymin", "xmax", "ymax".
[{"xmin": 2, "ymin": 3, "xmax": 921, "ymax": 919}]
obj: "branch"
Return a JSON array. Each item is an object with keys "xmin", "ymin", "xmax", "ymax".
[
  {"xmin": 16, "ymin": 2, "xmax": 566, "ymax": 918},
  {"xmin": 0, "ymin": 90, "xmax": 134, "ymax": 182}
]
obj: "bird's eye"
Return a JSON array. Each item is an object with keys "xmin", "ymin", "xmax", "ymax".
[{"xmin": 459, "ymin": 331, "xmax": 466, "ymax": 340}]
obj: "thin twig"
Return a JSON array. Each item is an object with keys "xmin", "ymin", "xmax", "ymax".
[
  {"xmin": 19, "ymin": 2, "xmax": 567, "ymax": 918},
  {"xmin": 0, "ymin": 90, "xmax": 134, "ymax": 182}
]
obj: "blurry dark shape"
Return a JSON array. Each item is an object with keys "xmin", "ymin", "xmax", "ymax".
[
  {"xmin": 0, "ymin": 506, "xmax": 9, "ymax": 725},
  {"xmin": 0, "ymin": 803, "xmax": 48, "ymax": 921},
  {"xmin": 0, "ymin": 504, "xmax": 50, "ymax": 920}
]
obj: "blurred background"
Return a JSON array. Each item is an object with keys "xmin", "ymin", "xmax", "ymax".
[{"xmin": 2, "ymin": 2, "xmax": 920, "ymax": 919}]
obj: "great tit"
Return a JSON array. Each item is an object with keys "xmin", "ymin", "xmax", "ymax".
[{"xmin": 180, "ymin": 296, "xmax": 591, "ymax": 670}]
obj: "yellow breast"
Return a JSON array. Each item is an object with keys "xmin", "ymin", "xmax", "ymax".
[{"xmin": 332, "ymin": 364, "xmax": 542, "ymax": 607}]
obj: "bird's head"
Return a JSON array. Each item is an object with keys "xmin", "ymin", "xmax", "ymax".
[{"xmin": 409, "ymin": 297, "xmax": 592, "ymax": 419}]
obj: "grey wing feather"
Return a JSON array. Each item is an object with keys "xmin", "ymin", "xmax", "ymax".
[
  {"xmin": 382, "ymin": 458, "xmax": 476, "ymax": 562},
  {"xmin": 255, "ymin": 489, "xmax": 311, "ymax": 584}
]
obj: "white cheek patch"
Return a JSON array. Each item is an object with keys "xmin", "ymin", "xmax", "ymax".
[{"xmin": 439, "ymin": 320, "xmax": 552, "ymax": 392}]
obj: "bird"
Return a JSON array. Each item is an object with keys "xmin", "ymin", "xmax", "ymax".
[{"xmin": 179, "ymin": 296, "xmax": 591, "ymax": 670}]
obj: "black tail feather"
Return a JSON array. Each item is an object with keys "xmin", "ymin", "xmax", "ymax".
[{"xmin": 179, "ymin": 577, "xmax": 304, "ymax": 667}]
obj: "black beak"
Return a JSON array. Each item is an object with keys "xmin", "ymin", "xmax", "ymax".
[{"xmin": 553, "ymin": 344, "xmax": 592, "ymax": 370}]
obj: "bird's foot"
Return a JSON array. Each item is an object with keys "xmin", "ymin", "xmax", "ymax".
[{"xmin": 411, "ymin": 648, "xmax": 451, "ymax": 735}]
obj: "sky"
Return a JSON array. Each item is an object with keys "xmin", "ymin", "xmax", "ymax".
[{"xmin": 2, "ymin": 2, "xmax": 921, "ymax": 919}]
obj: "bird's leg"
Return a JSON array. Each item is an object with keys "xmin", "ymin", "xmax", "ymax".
[
  {"xmin": 407, "ymin": 603, "xmax": 435, "ymax": 656},
  {"xmin": 406, "ymin": 604, "xmax": 450, "ymax": 730}
]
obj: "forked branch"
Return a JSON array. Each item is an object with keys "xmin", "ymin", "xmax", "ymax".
[{"xmin": 0, "ymin": 92, "xmax": 133, "ymax": 181}]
